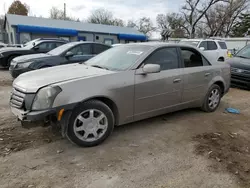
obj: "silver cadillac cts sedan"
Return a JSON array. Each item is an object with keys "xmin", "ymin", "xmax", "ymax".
[{"xmin": 10, "ymin": 43, "xmax": 231, "ymax": 147}]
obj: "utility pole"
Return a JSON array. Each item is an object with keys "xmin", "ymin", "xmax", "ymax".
[{"xmin": 64, "ymin": 3, "xmax": 66, "ymax": 20}]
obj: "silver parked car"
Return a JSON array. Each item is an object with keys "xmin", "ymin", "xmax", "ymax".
[{"xmin": 10, "ymin": 43, "xmax": 231, "ymax": 147}]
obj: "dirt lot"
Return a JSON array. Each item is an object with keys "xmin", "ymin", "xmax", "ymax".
[{"xmin": 1, "ymin": 69, "xmax": 250, "ymax": 188}]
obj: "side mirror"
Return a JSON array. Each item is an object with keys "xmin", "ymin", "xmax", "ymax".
[
  {"xmin": 65, "ymin": 51, "xmax": 74, "ymax": 58},
  {"xmin": 142, "ymin": 64, "xmax": 161, "ymax": 74},
  {"xmin": 199, "ymin": 47, "xmax": 205, "ymax": 51},
  {"xmin": 33, "ymin": 46, "xmax": 39, "ymax": 50}
]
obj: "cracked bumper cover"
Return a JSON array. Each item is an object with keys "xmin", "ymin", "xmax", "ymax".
[{"xmin": 10, "ymin": 103, "xmax": 76, "ymax": 122}]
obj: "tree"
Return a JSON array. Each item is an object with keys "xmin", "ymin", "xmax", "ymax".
[
  {"xmin": 87, "ymin": 8, "xmax": 124, "ymax": 26},
  {"xmin": 181, "ymin": 0, "xmax": 225, "ymax": 38},
  {"xmin": 156, "ymin": 13, "xmax": 187, "ymax": 40},
  {"xmin": 232, "ymin": 13, "xmax": 250, "ymax": 37},
  {"xmin": 49, "ymin": 7, "xmax": 79, "ymax": 21},
  {"xmin": 204, "ymin": 0, "xmax": 249, "ymax": 37},
  {"xmin": 127, "ymin": 17, "xmax": 155, "ymax": 37},
  {"xmin": 7, "ymin": 0, "xmax": 29, "ymax": 16}
]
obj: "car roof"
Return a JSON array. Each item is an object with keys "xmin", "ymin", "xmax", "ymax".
[
  {"xmin": 181, "ymin": 39, "xmax": 226, "ymax": 42},
  {"xmin": 120, "ymin": 42, "xmax": 200, "ymax": 48}
]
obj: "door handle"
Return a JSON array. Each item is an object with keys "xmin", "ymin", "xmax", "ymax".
[
  {"xmin": 173, "ymin": 78, "xmax": 181, "ymax": 83},
  {"xmin": 205, "ymin": 73, "xmax": 211, "ymax": 77}
]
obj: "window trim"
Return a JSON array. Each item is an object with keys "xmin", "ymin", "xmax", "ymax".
[
  {"xmin": 137, "ymin": 46, "xmax": 181, "ymax": 70},
  {"xmin": 178, "ymin": 47, "xmax": 211, "ymax": 68}
]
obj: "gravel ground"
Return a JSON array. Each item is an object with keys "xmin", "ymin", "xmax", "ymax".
[{"xmin": 0, "ymin": 71, "xmax": 250, "ymax": 188}]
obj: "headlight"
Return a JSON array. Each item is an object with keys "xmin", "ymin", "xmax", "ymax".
[
  {"xmin": 0, "ymin": 53, "xmax": 3, "ymax": 58},
  {"xmin": 16, "ymin": 61, "xmax": 34, "ymax": 69},
  {"xmin": 32, "ymin": 86, "xmax": 62, "ymax": 110}
]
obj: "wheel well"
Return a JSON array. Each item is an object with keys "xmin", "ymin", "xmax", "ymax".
[
  {"xmin": 218, "ymin": 57, "xmax": 224, "ymax": 61},
  {"xmin": 214, "ymin": 81, "xmax": 225, "ymax": 95},
  {"xmin": 83, "ymin": 97, "xmax": 119, "ymax": 125}
]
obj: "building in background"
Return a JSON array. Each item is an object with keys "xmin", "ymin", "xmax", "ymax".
[{"xmin": 4, "ymin": 14, "xmax": 147, "ymax": 45}]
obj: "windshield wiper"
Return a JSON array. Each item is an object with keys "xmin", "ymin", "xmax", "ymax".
[{"xmin": 91, "ymin": 65, "xmax": 109, "ymax": 70}]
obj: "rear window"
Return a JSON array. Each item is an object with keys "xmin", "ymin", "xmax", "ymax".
[{"xmin": 218, "ymin": 42, "xmax": 227, "ymax": 49}]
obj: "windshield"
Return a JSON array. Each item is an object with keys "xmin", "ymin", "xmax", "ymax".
[
  {"xmin": 235, "ymin": 45, "xmax": 250, "ymax": 59},
  {"xmin": 22, "ymin": 39, "xmax": 40, "ymax": 47},
  {"xmin": 48, "ymin": 42, "xmax": 76, "ymax": 56},
  {"xmin": 85, "ymin": 45, "xmax": 152, "ymax": 71},
  {"xmin": 180, "ymin": 40, "xmax": 199, "ymax": 47}
]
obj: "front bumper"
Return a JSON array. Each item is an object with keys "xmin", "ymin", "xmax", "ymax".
[
  {"xmin": 9, "ymin": 66, "xmax": 31, "ymax": 78},
  {"xmin": 231, "ymin": 73, "xmax": 250, "ymax": 89},
  {"xmin": 10, "ymin": 103, "xmax": 77, "ymax": 122}
]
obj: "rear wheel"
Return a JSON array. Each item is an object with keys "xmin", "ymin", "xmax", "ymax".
[
  {"xmin": 201, "ymin": 84, "xmax": 222, "ymax": 112},
  {"xmin": 67, "ymin": 100, "xmax": 115, "ymax": 147}
]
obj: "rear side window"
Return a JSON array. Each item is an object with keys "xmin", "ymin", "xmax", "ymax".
[
  {"xmin": 181, "ymin": 48, "xmax": 203, "ymax": 67},
  {"xmin": 93, "ymin": 44, "xmax": 110, "ymax": 54},
  {"xmin": 207, "ymin": 41, "xmax": 218, "ymax": 50},
  {"xmin": 218, "ymin": 42, "xmax": 227, "ymax": 49}
]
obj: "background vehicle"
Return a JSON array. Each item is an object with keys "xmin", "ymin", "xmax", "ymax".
[
  {"xmin": 228, "ymin": 44, "xmax": 250, "ymax": 89},
  {"xmin": 0, "ymin": 38, "xmax": 67, "ymax": 68},
  {"xmin": 0, "ymin": 42, "xmax": 7, "ymax": 48},
  {"xmin": 180, "ymin": 39, "xmax": 228, "ymax": 62},
  {"xmin": 9, "ymin": 42, "xmax": 111, "ymax": 78},
  {"xmin": 10, "ymin": 43, "xmax": 230, "ymax": 147}
]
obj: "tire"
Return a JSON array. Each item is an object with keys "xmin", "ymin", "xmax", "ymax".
[
  {"xmin": 67, "ymin": 100, "xmax": 115, "ymax": 147},
  {"xmin": 201, "ymin": 84, "xmax": 222, "ymax": 112}
]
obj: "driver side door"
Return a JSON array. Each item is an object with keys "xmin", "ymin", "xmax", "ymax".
[
  {"xmin": 63, "ymin": 44, "xmax": 93, "ymax": 64},
  {"xmin": 134, "ymin": 47, "xmax": 183, "ymax": 121}
]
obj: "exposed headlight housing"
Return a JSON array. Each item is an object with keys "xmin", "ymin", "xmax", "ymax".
[
  {"xmin": 16, "ymin": 61, "xmax": 34, "ymax": 69},
  {"xmin": 32, "ymin": 86, "xmax": 62, "ymax": 110}
]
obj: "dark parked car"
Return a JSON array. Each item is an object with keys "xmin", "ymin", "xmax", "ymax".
[
  {"xmin": 228, "ymin": 45, "xmax": 250, "ymax": 89},
  {"xmin": 0, "ymin": 38, "xmax": 67, "ymax": 68},
  {"xmin": 9, "ymin": 42, "xmax": 111, "ymax": 78}
]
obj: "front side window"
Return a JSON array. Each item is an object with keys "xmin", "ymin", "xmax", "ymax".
[
  {"xmin": 68, "ymin": 44, "xmax": 91, "ymax": 55},
  {"xmin": 36, "ymin": 42, "xmax": 57, "ymax": 51},
  {"xmin": 199, "ymin": 41, "xmax": 208, "ymax": 50},
  {"xmin": 207, "ymin": 41, "xmax": 218, "ymax": 50},
  {"xmin": 143, "ymin": 48, "xmax": 179, "ymax": 70},
  {"xmin": 181, "ymin": 48, "xmax": 203, "ymax": 67}
]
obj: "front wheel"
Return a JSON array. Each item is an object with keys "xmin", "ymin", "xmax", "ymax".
[
  {"xmin": 201, "ymin": 84, "xmax": 222, "ymax": 112},
  {"xmin": 67, "ymin": 100, "xmax": 115, "ymax": 147}
]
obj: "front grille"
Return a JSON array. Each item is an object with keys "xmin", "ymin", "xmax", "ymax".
[
  {"xmin": 231, "ymin": 67, "xmax": 250, "ymax": 75},
  {"xmin": 10, "ymin": 88, "xmax": 26, "ymax": 109},
  {"xmin": 231, "ymin": 74, "xmax": 250, "ymax": 82}
]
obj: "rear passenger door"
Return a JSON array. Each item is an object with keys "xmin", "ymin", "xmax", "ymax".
[{"xmin": 180, "ymin": 47, "xmax": 213, "ymax": 103}]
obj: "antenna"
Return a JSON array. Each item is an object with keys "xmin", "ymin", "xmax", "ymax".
[{"xmin": 64, "ymin": 3, "xmax": 66, "ymax": 20}]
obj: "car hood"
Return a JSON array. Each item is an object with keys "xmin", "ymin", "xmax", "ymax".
[
  {"xmin": 13, "ymin": 64, "xmax": 114, "ymax": 93},
  {"xmin": 227, "ymin": 57, "xmax": 250, "ymax": 70},
  {"xmin": 0, "ymin": 47, "xmax": 28, "ymax": 53},
  {"xmin": 14, "ymin": 53, "xmax": 52, "ymax": 62}
]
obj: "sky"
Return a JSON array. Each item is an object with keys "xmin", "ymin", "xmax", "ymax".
[{"xmin": 0, "ymin": 0, "xmax": 184, "ymax": 38}]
